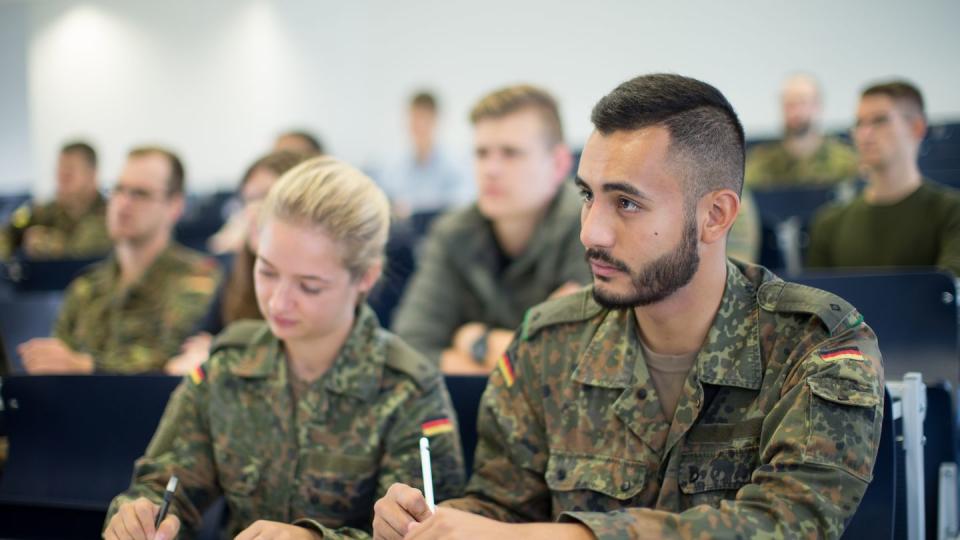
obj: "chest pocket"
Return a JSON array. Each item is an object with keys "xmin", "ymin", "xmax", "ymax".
[
  {"xmin": 545, "ymin": 452, "xmax": 647, "ymax": 513},
  {"xmin": 299, "ymin": 449, "xmax": 380, "ymax": 522}
]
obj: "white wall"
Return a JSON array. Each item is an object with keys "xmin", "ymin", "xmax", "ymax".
[
  {"xmin": 0, "ymin": 1, "xmax": 32, "ymax": 192},
  {"xmin": 5, "ymin": 0, "xmax": 960, "ymax": 196}
]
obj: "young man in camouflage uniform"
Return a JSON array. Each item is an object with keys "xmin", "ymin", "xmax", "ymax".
[
  {"xmin": 393, "ymin": 85, "xmax": 591, "ymax": 375},
  {"xmin": 0, "ymin": 141, "xmax": 111, "ymax": 259},
  {"xmin": 19, "ymin": 146, "xmax": 222, "ymax": 374},
  {"xmin": 745, "ymin": 73, "xmax": 858, "ymax": 188},
  {"xmin": 373, "ymin": 74, "xmax": 884, "ymax": 540}
]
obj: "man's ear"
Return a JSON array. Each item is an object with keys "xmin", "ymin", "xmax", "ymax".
[
  {"xmin": 551, "ymin": 143, "xmax": 574, "ymax": 185},
  {"xmin": 700, "ymin": 189, "xmax": 741, "ymax": 245}
]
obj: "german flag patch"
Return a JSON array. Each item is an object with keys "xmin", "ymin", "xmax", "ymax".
[
  {"xmin": 497, "ymin": 352, "xmax": 516, "ymax": 387},
  {"xmin": 421, "ymin": 418, "xmax": 454, "ymax": 437},
  {"xmin": 190, "ymin": 364, "xmax": 207, "ymax": 385},
  {"xmin": 820, "ymin": 346, "xmax": 866, "ymax": 362}
]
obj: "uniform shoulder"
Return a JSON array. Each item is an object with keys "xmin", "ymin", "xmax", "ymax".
[
  {"xmin": 520, "ymin": 286, "xmax": 602, "ymax": 341},
  {"xmin": 381, "ymin": 330, "xmax": 441, "ymax": 390},
  {"xmin": 64, "ymin": 258, "xmax": 113, "ymax": 297},
  {"xmin": 210, "ymin": 319, "xmax": 271, "ymax": 355},
  {"xmin": 168, "ymin": 244, "xmax": 221, "ymax": 276},
  {"xmin": 426, "ymin": 205, "xmax": 485, "ymax": 240},
  {"xmin": 757, "ymin": 279, "xmax": 862, "ymax": 336}
]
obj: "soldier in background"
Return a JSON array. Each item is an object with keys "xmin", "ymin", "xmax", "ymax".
[
  {"xmin": 19, "ymin": 146, "xmax": 221, "ymax": 374},
  {"xmin": 103, "ymin": 157, "xmax": 464, "ymax": 540},
  {"xmin": 745, "ymin": 73, "xmax": 858, "ymax": 188},
  {"xmin": 0, "ymin": 141, "xmax": 111, "ymax": 259},
  {"xmin": 373, "ymin": 74, "xmax": 883, "ymax": 540},
  {"xmin": 273, "ymin": 130, "xmax": 324, "ymax": 156},
  {"xmin": 393, "ymin": 85, "xmax": 591, "ymax": 374},
  {"xmin": 807, "ymin": 80, "xmax": 960, "ymax": 274}
]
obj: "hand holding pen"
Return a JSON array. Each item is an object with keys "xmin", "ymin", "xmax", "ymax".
[{"xmin": 102, "ymin": 475, "xmax": 181, "ymax": 540}]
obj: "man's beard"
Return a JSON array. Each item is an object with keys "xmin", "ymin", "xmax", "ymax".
[
  {"xmin": 587, "ymin": 212, "xmax": 700, "ymax": 309},
  {"xmin": 785, "ymin": 120, "xmax": 813, "ymax": 138}
]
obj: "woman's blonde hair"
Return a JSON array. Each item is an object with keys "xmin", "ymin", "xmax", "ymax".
[{"xmin": 260, "ymin": 156, "xmax": 390, "ymax": 280}]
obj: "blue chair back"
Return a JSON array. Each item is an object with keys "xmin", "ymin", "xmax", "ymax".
[
  {"xmin": 793, "ymin": 270, "xmax": 959, "ymax": 386},
  {"xmin": 443, "ymin": 375, "xmax": 488, "ymax": 477},
  {"xmin": 0, "ymin": 291, "xmax": 64, "ymax": 373},
  {"xmin": 842, "ymin": 387, "xmax": 897, "ymax": 538}
]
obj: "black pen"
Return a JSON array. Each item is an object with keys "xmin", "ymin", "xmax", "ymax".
[{"xmin": 155, "ymin": 475, "xmax": 179, "ymax": 528}]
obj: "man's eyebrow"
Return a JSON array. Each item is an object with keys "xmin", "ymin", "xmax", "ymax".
[{"xmin": 575, "ymin": 176, "xmax": 650, "ymax": 200}]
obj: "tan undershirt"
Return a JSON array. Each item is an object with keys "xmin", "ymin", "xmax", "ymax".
[{"xmin": 639, "ymin": 340, "xmax": 698, "ymax": 420}]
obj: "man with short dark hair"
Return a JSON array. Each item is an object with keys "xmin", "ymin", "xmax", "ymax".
[
  {"xmin": 0, "ymin": 141, "xmax": 111, "ymax": 259},
  {"xmin": 20, "ymin": 146, "xmax": 222, "ymax": 374},
  {"xmin": 374, "ymin": 74, "xmax": 883, "ymax": 539},
  {"xmin": 273, "ymin": 130, "xmax": 324, "ymax": 155},
  {"xmin": 378, "ymin": 90, "xmax": 470, "ymax": 216},
  {"xmin": 807, "ymin": 80, "xmax": 960, "ymax": 274},
  {"xmin": 745, "ymin": 73, "xmax": 858, "ymax": 188},
  {"xmin": 393, "ymin": 84, "xmax": 590, "ymax": 374}
]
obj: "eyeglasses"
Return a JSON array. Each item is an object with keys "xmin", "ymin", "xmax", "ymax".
[
  {"xmin": 852, "ymin": 114, "xmax": 892, "ymax": 133},
  {"xmin": 109, "ymin": 184, "xmax": 168, "ymax": 203}
]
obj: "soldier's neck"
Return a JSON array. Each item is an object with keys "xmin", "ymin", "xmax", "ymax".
[
  {"xmin": 864, "ymin": 161, "xmax": 922, "ymax": 204},
  {"xmin": 632, "ymin": 254, "xmax": 727, "ymax": 356},
  {"xmin": 284, "ymin": 313, "xmax": 355, "ymax": 384},
  {"xmin": 491, "ymin": 206, "xmax": 548, "ymax": 258},
  {"xmin": 783, "ymin": 130, "xmax": 822, "ymax": 159},
  {"xmin": 116, "ymin": 233, "xmax": 170, "ymax": 287}
]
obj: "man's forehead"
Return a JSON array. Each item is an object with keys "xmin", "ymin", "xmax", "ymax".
[
  {"xmin": 578, "ymin": 127, "xmax": 677, "ymax": 187},
  {"xmin": 120, "ymin": 155, "xmax": 169, "ymax": 187},
  {"xmin": 474, "ymin": 109, "xmax": 548, "ymax": 142}
]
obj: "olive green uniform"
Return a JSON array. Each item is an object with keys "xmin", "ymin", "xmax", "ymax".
[
  {"xmin": 745, "ymin": 137, "xmax": 858, "ymax": 188},
  {"xmin": 0, "ymin": 195, "xmax": 111, "ymax": 259},
  {"xmin": 443, "ymin": 260, "xmax": 884, "ymax": 540},
  {"xmin": 393, "ymin": 182, "xmax": 591, "ymax": 362},
  {"xmin": 105, "ymin": 307, "xmax": 466, "ymax": 539},
  {"xmin": 54, "ymin": 243, "xmax": 222, "ymax": 373}
]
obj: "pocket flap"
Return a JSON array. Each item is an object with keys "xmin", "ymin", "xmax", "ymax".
[
  {"xmin": 808, "ymin": 376, "xmax": 879, "ymax": 408},
  {"xmin": 545, "ymin": 452, "xmax": 646, "ymax": 500}
]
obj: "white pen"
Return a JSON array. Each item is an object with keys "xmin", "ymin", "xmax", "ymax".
[{"xmin": 419, "ymin": 436, "xmax": 435, "ymax": 512}]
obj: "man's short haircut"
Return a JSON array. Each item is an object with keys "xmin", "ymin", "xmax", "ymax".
[
  {"xmin": 128, "ymin": 146, "xmax": 185, "ymax": 196},
  {"xmin": 279, "ymin": 130, "xmax": 324, "ymax": 154},
  {"xmin": 591, "ymin": 73, "xmax": 745, "ymax": 199},
  {"xmin": 470, "ymin": 84, "xmax": 564, "ymax": 146},
  {"xmin": 861, "ymin": 80, "xmax": 925, "ymax": 120},
  {"xmin": 411, "ymin": 91, "xmax": 438, "ymax": 113},
  {"xmin": 61, "ymin": 141, "xmax": 97, "ymax": 170}
]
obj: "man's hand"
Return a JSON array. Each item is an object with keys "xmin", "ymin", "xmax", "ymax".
[
  {"xmin": 234, "ymin": 520, "xmax": 321, "ymax": 540},
  {"xmin": 548, "ymin": 281, "xmax": 582, "ymax": 300},
  {"xmin": 19, "ymin": 338, "xmax": 94, "ymax": 374},
  {"xmin": 373, "ymin": 483, "xmax": 434, "ymax": 540},
  {"xmin": 405, "ymin": 507, "xmax": 511, "ymax": 540},
  {"xmin": 22, "ymin": 226, "xmax": 66, "ymax": 258},
  {"xmin": 165, "ymin": 333, "xmax": 212, "ymax": 375},
  {"xmin": 450, "ymin": 323, "xmax": 487, "ymax": 356},
  {"xmin": 102, "ymin": 497, "xmax": 180, "ymax": 540}
]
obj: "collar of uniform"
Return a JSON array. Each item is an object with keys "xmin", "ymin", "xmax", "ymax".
[
  {"xmin": 571, "ymin": 260, "xmax": 762, "ymax": 390},
  {"xmin": 694, "ymin": 260, "xmax": 762, "ymax": 390},
  {"xmin": 571, "ymin": 307, "xmax": 637, "ymax": 388},
  {"xmin": 321, "ymin": 304, "xmax": 385, "ymax": 401},
  {"xmin": 228, "ymin": 305, "xmax": 386, "ymax": 401}
]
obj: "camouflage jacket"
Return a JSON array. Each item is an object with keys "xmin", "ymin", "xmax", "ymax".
[
  {"xmin": 393, "ymin": 181, "xmax": 592, "ymax": 363},
  {"xmin": 444, "ymin": 260, "xmax": 884, "ymax": 540},
  {"xmin": 745, "ymin": 137, "xmax": 858, "ymax": 188},
  {"xmin": 54, "ymin": 243, "xmax": 221, "ymax": 373},
  {"xmin": 0, "ymin": 195, "xmax": 111, "ymax": 259},
  {"xmin": 105, "ymin": 306, "xmax": 466, "ymax": 539}
]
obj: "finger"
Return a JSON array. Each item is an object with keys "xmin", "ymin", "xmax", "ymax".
[
  {"xmin": 372, "ymin": 514, "xmax": 406, "ymax": 540},
  {"xmin": 103, "ymin": 515, "xmax": 122, "ymax": 540},
  {"xmin": 118, "ymin": 505, "xmax": 148, "ymax": 540},
  {"xmin": 155, "ymin": 514, "xmax": 180, "ymax": 540},
  {"xmin": 396, "ymin": 486, "xmax": 432, "ymax": 522},
  {"xmin": 131, "ymin": 500, "xmax": 157, "ymax": 538},
  {"xmin": 233, "ymin": 520, "xmax": 261, "ymax": 540}
]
